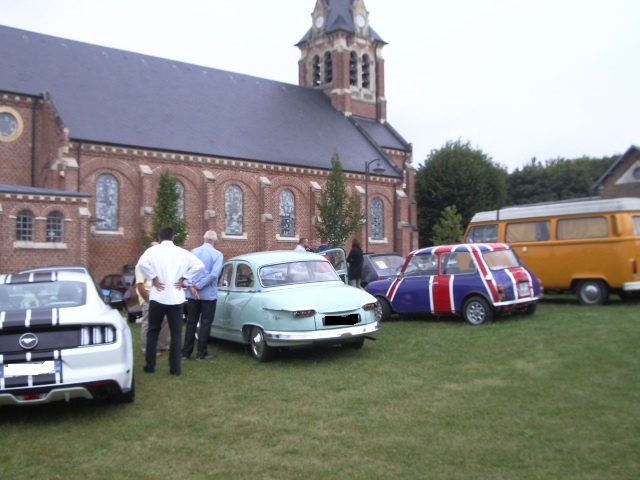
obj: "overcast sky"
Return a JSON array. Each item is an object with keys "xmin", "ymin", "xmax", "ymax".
[{"xmin": 1, "ymin": 0, "xmax": 638, "ymax": 171}]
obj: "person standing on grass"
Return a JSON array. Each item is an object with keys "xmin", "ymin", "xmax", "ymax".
[
  {"xmin": 137, "ymin": 226, "xmax": 204, "ymax": 376},
  {"xmin": 136, "ymin": 242, "xmax": 170, "ymax": 355},
  {"xmin": 347, "ymin": 238, "xmax": 364, "ymax": 289},
  {"xmin": 182, "ymin": 230, "xmax": 223, "ymax": 361}
]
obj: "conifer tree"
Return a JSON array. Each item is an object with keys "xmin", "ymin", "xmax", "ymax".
[
  {"xmin": 142, "ymin": 170, "xmax": 188, "ymax": 247},
  {"xmin": 315, "ymin": 153, "xmax": 364, "ymax": 248}
]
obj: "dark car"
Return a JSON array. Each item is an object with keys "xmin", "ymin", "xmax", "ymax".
[
  {"xmin": 361, "ymin": 253, "xmax": 406, "ymax": 288},
  {"xmin": 99, "ymin": 274, "xmax": 140, "ymax": 322}
]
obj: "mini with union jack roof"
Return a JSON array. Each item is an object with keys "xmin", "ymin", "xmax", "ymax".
[
  {"xmin": 365, "ymin": 243, "xmax": 543, "ymax": 325},
  {"xmin": 0, "ymin": 269, "xmax": 134, "ymax": 406}
]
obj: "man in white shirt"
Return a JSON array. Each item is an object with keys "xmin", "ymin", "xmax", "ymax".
[
  {"xmin": 137, "ymin": 226, "xmax": 204, "ymax": 376},
  {"xmin": 293, "ymin": 237, "xmax": 310, "ymax": 252}
]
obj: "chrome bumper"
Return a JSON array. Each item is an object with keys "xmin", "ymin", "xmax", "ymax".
[{"xmin": 265, "ymin": 321, "xmax": 380, "ymax": 342}]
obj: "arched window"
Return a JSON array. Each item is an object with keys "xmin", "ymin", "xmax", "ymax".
[
  {"xmin": 312, "ymin": 55, "xmax": 321, "ymax": 86},
  {"xmin": 175, "ymin": 181, "xmax": 185, "ymax": 219},
  {"xmin": 95, "ymin": 173, "xmax": 119, "ymax": 231},
  {"xmin": 362, "ymin": 54, "xmax": 371, "ymax": 89},
  {"xmin": 349, "ymin": 51, "xmax": 358, "ymax": 86},
  {"xmin": 280, "ymin": 189, "xmax": 295, "ymax": 237},
  {"xmin": 324, "ymin": 51, "xmax": 333, "ymax": 84},
  {"xmin": 225, "ymin": 185, "xmax": 243, "ymax": 235},
  {"xmin": 16, "ymin": 209, "xmax": 34, "ymax": 241},
  {"xmin": 46, "ymin": 211, "xmax": 64, "ymax": 242},
  {"xmin": 371, "ymin": 197, "xmax": 384, "ymax": 240}
]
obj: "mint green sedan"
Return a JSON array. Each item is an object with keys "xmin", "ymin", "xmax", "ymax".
[{"xmin": 210, "ymin": 249, "xmax": 381, "ymax": 362}]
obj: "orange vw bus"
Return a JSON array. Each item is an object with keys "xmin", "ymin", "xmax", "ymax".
[{"xmin": 464, "ymin": 197, "xmax": 640, "ymax": 305}]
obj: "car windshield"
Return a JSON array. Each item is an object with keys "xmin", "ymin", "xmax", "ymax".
[
  {"xmin": 482, "ymin": 249, "xmax": 521, "ymax": 270},
  {"xmin": 259, "ymin": 260, "xmax": 341, "ymax": 287},
  {"xmin": 0, "ymin": 281, "xmax": 86, "ymax": 311}
]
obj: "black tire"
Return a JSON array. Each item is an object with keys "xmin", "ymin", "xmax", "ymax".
[
  {"xmin": 116, "ymin": 374, "xmax": 135, "ymax": 403},
  {"xmin": 523, "ymin": 302, "xmax": 537, "ymax": 316},
  {"xmin": 248, "ymin": 326, "xmax": 275, "ymax": 362},
  {"xmin": 378, "ymin": 297, "xmax": 392, "ymax": 322},
  {"xmin": 462, "ymin": 296, "xmax": 494, "ymax": 325},
  {"xmin": 576, "ymin": 280, "xmax": 609, "ymax": 306}
]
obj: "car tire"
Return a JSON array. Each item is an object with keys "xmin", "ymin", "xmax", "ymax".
[
  {"xmin": 378, "ymin": 297, "xmax": 392, "ymax": 322},
  {"xmin": 463, "ymin": 296, "xmax": 493, "ymax": 325},
  {"xmin": 522, "ymin": 302, "xmax": 537, "ymax": 316},
  {"xmin": 248, "ymin": 326, "xmax": 275, "ymax": 362},
  {"xmin": 116, "ymin": 374, "xmax": 135, "ymax": 403},
  {"xmin": 577, "ymin": 280, "xmax": 609, "ymax": 306}
]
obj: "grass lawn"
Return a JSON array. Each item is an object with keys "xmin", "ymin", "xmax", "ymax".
[{"xmin": 1, "ymin": 297, "xmax": 639, "ymax": 479}]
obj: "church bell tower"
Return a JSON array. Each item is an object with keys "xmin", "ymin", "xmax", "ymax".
[{"xmin": 296, "ymin": 0, "xmax": 387, "ymax": 121}]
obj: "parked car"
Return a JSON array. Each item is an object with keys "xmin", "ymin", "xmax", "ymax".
[
  {"xmin": 366, "ymin": 243, "xmax": 543, "ymax": 325},
  {"xmin": 361, "ymin": 252, "xmax": 406, "ymax": 288},
  {"xmin": 0, "ymin": 269, "xmax": 134, "ymax": 405},
  {"xmin": 208, "ymin": 249, "xmax": 381, "ymax": 361}
]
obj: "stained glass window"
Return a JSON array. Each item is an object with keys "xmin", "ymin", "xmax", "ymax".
[
  {"xmin": 95, "ymin": 173, "xmax": 118, "ymax": 230},
  {"xmin": 225, "ymin": 185, "xmax": 243, "ymax": 235},
  {"xmin": 280, "ymin": 189, "xmax": 295, "ymax": 237},
  {"xmin": 371, "ymin": 197, "xmax": 383, "ymax": 239}
]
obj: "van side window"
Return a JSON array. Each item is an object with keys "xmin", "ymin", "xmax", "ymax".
[
  {"xmin": 466, "ymin": 224, "xmax": 498, "ymax": 243},
  {"xmin": 506, "ymin": 221, "xmax": 550, "ymax": 242},
  {"xmin": 633, "ymin": 215, "xmax": 640, "ymax": 236},
  {"xmin": 557, "ymin": 217, "xmax": 608, "ymax": 240}
]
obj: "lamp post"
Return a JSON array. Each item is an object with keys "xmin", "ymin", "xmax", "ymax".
[{"xmin": 364, "ymin": 158, "xmax": 386, "ymax": 253}]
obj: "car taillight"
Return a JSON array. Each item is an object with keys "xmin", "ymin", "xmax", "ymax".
[
  {"xmin": 80, "ymin": 325, "xmax": 116, "ymax": 345},
  {"xmin": 293, "ymin": 309, "xmax": 316, "ymax": 318},
  {"xmin": 496, "ymin": 285, "xmax": 506, "ymax": 301},
  {"xmin": 363, "ymin": 302, "xmax": 378, "ymax": 311}
]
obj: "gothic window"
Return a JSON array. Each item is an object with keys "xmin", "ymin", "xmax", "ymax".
[
  {"xmin": 225, "ymin": 185, "xmax": 243, "ymax": 235},
  {"xmin": 324, "ymin": 52, "xmax": 332, "ymax": 84},
  {"xmin": 349, "ymin": 51, "xmax": 358, "ymax": 86},
  {"xmin": 279, "ymin": 189, "xmax": 295, "ymax": 237},
  {"xmin": 95, "ymin": 173, "xmax": 119, "ymax": 231},
  {"xmin": 362, "ymin": 54, "xmax": 371, "ymax": 88},
  {"xmin": 312, "ymin": 55, "xmax": 321, "ymax": 86},
  {"xmin": 371, "ymin": 197, "xmax": 384, "ymax": 240},
  {"xmin": 46, "ymin": 211, "xmax": 64, "ymax": 242},
  {"xmin": 16, "ymin": 209, "xmax": 34, "ymax": 241},
  {"xmin": 176, "ymin": 181, "xmax": 185, "ymax": 219}
]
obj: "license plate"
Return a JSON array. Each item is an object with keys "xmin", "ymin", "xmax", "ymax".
[
  {"xmin": 518, "ymin": 282, "xmax": 531, "ymax": 296},
  {"xmin": 323, "ymin": 314, "xmax": 359, "ymax": 326},
  {"xmin": 2, "ymin": 361, "xmax": 57, "ymax": 378}
]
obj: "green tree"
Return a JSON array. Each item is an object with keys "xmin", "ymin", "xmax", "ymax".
[
  {"xmin": 142, "ymin": 170, "xmax": 188, "ymax": 247},
  {"xmin": 315, "ymin": 153, "xmax": 364, "ymax": 247},
  {"xmin": 431, "ymin": 205, "xmax": 464, "ymax": 245},
  {"xmin": 507, "ymin": 154, "xmax": 618, "ymax": 205},
  {"xmin": 416, "ymin": 139, "xmax": 507, "ymax": 246}
]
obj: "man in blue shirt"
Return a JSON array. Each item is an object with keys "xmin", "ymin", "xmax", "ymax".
[{"xmin": 182, "ymin": 230, "xmax": 224, "ymax": 361}]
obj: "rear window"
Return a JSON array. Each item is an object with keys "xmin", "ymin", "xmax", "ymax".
[
  {"xmin": 259, "ymin": 260, "xmax": 340, "ymax": 287},
  {"xmin": 0, "ymin": 281, "xmax": 86, "ymax": 311},
  {"xmin": 481, "ymin": 249, "xmax": 520, "ymax": 270}
]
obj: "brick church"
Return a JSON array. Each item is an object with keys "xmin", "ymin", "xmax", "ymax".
[{"xmin": 0, "ymin": 0, "xmax": 418, "ymax": 280}]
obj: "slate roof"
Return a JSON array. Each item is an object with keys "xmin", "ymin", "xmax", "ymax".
[
  {"xmin": 0, "ymin": 25, "xmax": 407, "ymax": 178},
  {"xmin": 0, "ymin": 183, "xmax": 92, "ymax": 197},
  {"xmin": 296, "ymin": 0, "xmax": 387, "ymax": 45}
]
